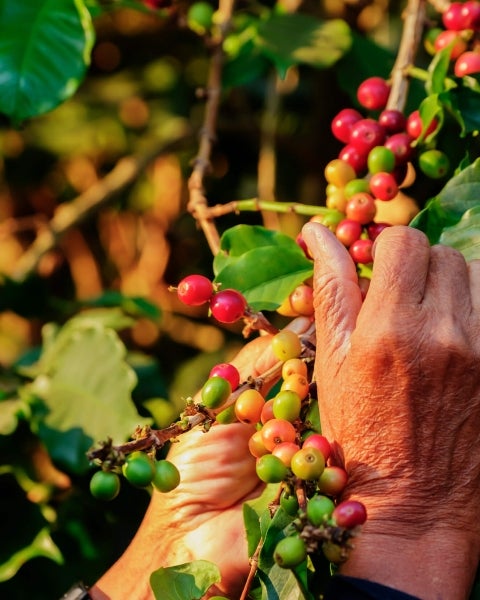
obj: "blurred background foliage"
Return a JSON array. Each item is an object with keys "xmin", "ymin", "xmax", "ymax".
[{"xmin": 0, "ymin": 0, "xmax": 432, "ymax": 597}]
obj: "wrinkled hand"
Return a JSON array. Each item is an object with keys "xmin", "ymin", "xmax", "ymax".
[{"xmin": 303, "ymin": 222, "xmax": 480, "ymax": 599}]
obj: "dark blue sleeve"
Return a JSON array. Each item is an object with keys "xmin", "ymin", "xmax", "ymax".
[{"xmin": 324, "ymin": 575, "xmax": 422, "ymax": 599}]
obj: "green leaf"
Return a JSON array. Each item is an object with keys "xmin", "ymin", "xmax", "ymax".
[
  {"xmin": 27, "ymin": 321, "xmax": 149, "ymax": 474},
  {"xmin": 411, "ymin": 158, "xmax": 480, "ymax": 244},
  {"xmin": 416, "ymin": 94, "xmax": 443, "ymax": 144},
  {"xmin": 255, "ymin": 14, "xmax": 351, "ymax": 78},
  {"xmin": 439, "ymin": 206, "xmax": 480, "ymax": 261},
  {"xmin": 243, "ymin": 484, "xmax": 279, "ymax": 557},
  {"xmin": 0, "ymin": 399, "xmax": 27, "ymax": 435},
  {"xmin": 0, "ymin": 527, "xmax": 63, "ymax": 581},
  {"xmin": 426, "ymin": 46, "xmax": 455, "ymax": 95},
  {"xmin": 449, "ymin": 86, "xmax": 480, "ymax": 135},
  {"xmin": 80, "ymin": 291, "xmax": 161, "ymax": 320},
  {"xmin": 257, "ymin": 563, "xmax": 306, "ymax": 600},
  {"xmin": 259, "ymin": 508, "xmax": 294, "ymax": 570},
  {"xmin": 150, "ymin": 560, "xmax": 221, "ymax": 600},
  {"xmin": 0, "ymin": 0, "xmax": 95, "ymax": 124}
]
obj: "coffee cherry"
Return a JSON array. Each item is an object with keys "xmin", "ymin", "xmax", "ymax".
[
  {"xmin": 339, "ymin": 144, "xmax": 368, "ymax": 175},
  {"xmin": 442, "ymin": 1, "xmax": 469, "ymax": 30},
  {"xmin": 418, "ymin": 149, "xmax": 450, "ymax": 179},
  {"xmin": 288, "ymin": 284, "xmax": 314, "ymax": 317},
  {"xmin": 248, "ymin": 430, "xmax": 269, "ymax": 458},
  {"xmin": 210, "ymin": 289, "xmax": 247, "ymax": 323},
  {"xmin": 280, "ymin": 490, "xmax": 300, "ymax": 515},
  {"xmin": 464, "ymin": 0, "xmax": 480, "ymax": 29},
  {"xmin": 344, "ymin": 178, "xmax": 371, "ymax": 199},
  {"xmin": 302, "ymin": 433, "xmax": 331, "ymax": 461},
  {"xmin": 122, "ymin": 452, "xmax": 155, "ymax": 488},
  {"xmin": 349, "ymin": 239, "xmax": 374, "ymax": 264},
  {"xmin": 322, "ymin": 541, "xmax": 347, "ymax": 564},
  {"xmin": 318, "ymin": 466, "xmax": 348, "ymax": 496},
  {"xmin": 176, "ymin": 274, "xmax": 214, "ymax": 306},
  {"xmin": 378, "ymin": 109, "xmax": 406, "ymax": 134},
  {"xmin": 324, "ymin": 159, "xmax": 356, "ymax": 187},
  {"xmin": 209, "ymin": 363, "xmax": 240, "ymax": 391},
  {"xmin": 332, "ymin": 500, "xmax": 367, "ymax": 528},
  {"xmin": 282, "ymin": 358, "xmax": 308, "ymax": 380},
  {"xmin": 335, "ymin": 219, "xmax": 362, "ymax": 247},
  {"xmin": 356, "ymin": 77, "xmax": 390, "ymax": 111},
  {"xmin": 234, "ymin": 389, "xmax": 265, "ymax": 424},
  {"xmin": 281, "ymin": 373, "xmax": 310, "ymax": 400},
  {"xmin": 271, "ymin": 329, "xmax": 302, "ymax": 361},
  {"xmin": 90, "ymin": 470, "xmax": 121, "ymax": 501},
  {"xmin": 367, "ymin": 221, "xmax": 390, "ymax": 241},
  {"xmin": 152, "ymin": 459, "xmax": 180, "ymax": 492},
  {"xmin": 261, "ymin": 418, "xmax": 297, "ymax": 451},
  {"xmin": 274, "ymin": 535, "xmax": 307, "ymax": 568},
  {"xmin": 331, "ymin": 108, "xmax": 363, "ymax": 144},
  {"xmin": 454, "ymin": 51, "xmax": 480, "ymax": 77},
  {"xmin": 215, "ymin": 403, "xmax": 238, "ymax": 424},
  {"xmin": 290, "ymin": 446, "xmax": 325, "ymax": 480},
  {"xmin": 345, "ymin": 192, "xmax": 377, "ymax": 224},
  {"xmin": 384, "ymin": 132, "xmax": 415, "ymax": 165},
  {"xmin": 367, "ymin": 146, "xmax": 395, "ymax": 174},
  {"xmin": 406, "ymin": 110, "xmax": 438, "ymax": 140},
  {"xmin": 369, "ymin": 172, "xmax": 398, "ymax": 201},
  {"xmin": 260, "ymin": 398, "xmax": 275, "ymax": 424},
  {"xmin": 306, "ymin": 494, "xmax": 335, "ymax": 526},
  {"xmin": 272, "ymin": 441, "xmax": 301, "ymax": 467},
  {"xmin": 433, "ymin": 30, "xmax": 467, "ymax": 59},
  {"xmin": 187, "ymin": 1, "xmax": 214, "ymax": 34},
  {"xmin": 273, "ymin": 390, "xmax": 302, "ymax": 422},
  {"xmin": 349, "ymin": 119, "xmax": 386, "ymax": 154},
  {"xmin": 256, "ymin": 453, "xmax": 289, "ymax": 483},
  {"xmin": 201, "ymin": 376, "xmax": 232, "ymax": 409}
]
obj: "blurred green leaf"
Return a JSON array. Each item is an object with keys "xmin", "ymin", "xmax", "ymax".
[
  {"xmin": 255, "ymin": 14, "xmax": 351, "ymax": 78},
  {"xmin": 27, "ymin": 321, "xmax": 149, "ymax": 474},
  {"xmin": 150, "ymin": 560, "xmax": 221, "ymax": 600},
  {"xmin": 0, "ymin": 0, "xmax": 95, "ymax": 124},
  {"xmin": 81, "ymin": 292, "xmax": 161, "ymax": 320}
]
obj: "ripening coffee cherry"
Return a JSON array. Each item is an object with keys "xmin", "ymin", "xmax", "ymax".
[
  {"xmin": 274, "ymin": 535, "xmax": 307, "ymax": 568},
  {"xmin": 369, "ymin": 172, "xmax": 399, "ymax": 201},
  {"xmin": 122, "ymin": 451, "xmax": 156, "ymax": 488},
  {"xmin": 273, "ymin": 390, "xmax": 302, "ymax": 422},
  {"xmin": 345, "ymin": 192, "xmax": 377, "ymax": 224},
  {"xmin": 367, "ymin": 146, "xmax": 396, "ymax": 174},
  {"xmin": 288, "ymin": 284, "xmax": 314, "ymax": 317},
  {"xmin": 215, "ymin": 403, "xmax": 238, "ymax": 424},
  {"xmin": 282, "ymin": 358, "xmax": 308, "ymax": 380},
  {"xmin": 248, "ymin": 429, "xmax": 269, "ymax": 457},
  {"xmin": 332, "ymin": 500, "xmax": 367, "ymax": 528},
  {"xmin": 260, "ymin": 398, "xmax": 275, "ymax": 424},
  {"xmin": 280, "ymin": 490, "xmax": 300, "ymax": 515},
  {"xmin": 349, "ymin": 238, "xmax": 374, "ymax": 264},
  {"xmin": 271, "ymin": 329, "xmax": 302, "ymax": 361},
  {"xmin": 261, "ymin": 418, "xmax": 297, "ymax": 451},
  {"xmin": 210, "ymin": 289, "xmax": 247, "ymax": 323},
  {"xmin": 318, "ymin": 466, "xmax": 348, "ymax": 496},
  {"xmin": 344, "ymin": 177, "xmax": 371, "ymax": 199},
  {"xmin": 281, "ymin": 373, "xmax": 310, "ymax": 400},
  {"xmin": 234, "ymin": 388, "xmax": 265, "ymax": 424},
  {"xmin": 290, "ymin": 446, "xmax": 325, "ymax": 480},
  {"xmin": 356, "ymin": 77, "xmax": 390, "ymax": 111},
  {"xmin": 90, "ymin": 470, "xmax": 121, "ymax": 501},
  {"xmin": 306, "ymin": 494, "xmax": 335, "ymax": 526},
  {"xmin": 331, "ymin": 108, "xmax": 363, "ymax": 144},
  {"xmin": 176, "ymin": 274, "xmax": 214, "ymax": 306},
  {"xmin": 152, "ymin": 459, "xmax": 180, "ymax": 492},
  {"xmin": 272, "ymin": 441, "xmax": 301, "ymax": 467},
  {"xmin": 418, "ymin": 149, "xmax": 450, "ymax": 179},
  {"xmin": 187, "ymin": 1, "xmax": 215, "ymax": 34},
  {"xmin": 454, "ymin": 51, "xmax": 480, "ymax": 77},
  {"xmin": 433, "ymin": 30, "xmax": 468, "ymax": 59},
  {"xmin": 256, "ymin": 453, "xmax": 289, "ymax": 483},
  {"xmin": 349, "ymin": 119, "xmax": 386, "ymax": 154},
  {"xmin": 324, "ymin": 158, "xmax": 356, "ymax": 187},
  {"xmin": 201, "ymin": 376, "xmax": 232, "ymax": 409},
  {"xmin": 302, "ymin": 433, "xmax": 331, "ymax": 461},
  {"xmin": 209, "ymin": 363, "xmax": 240, "ymax": 391}
]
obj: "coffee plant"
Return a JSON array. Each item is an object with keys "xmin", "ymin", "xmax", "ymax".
[{"xmin": 2, "ymin": 0, "xmax": 480, "ymax": 598}]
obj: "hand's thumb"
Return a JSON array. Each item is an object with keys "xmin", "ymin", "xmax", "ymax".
[{"xmin": 302, "ymin": 222, "xmax": 362, "ymax": 369}]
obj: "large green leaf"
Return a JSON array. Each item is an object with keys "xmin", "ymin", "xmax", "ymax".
[
  {"xmin": 27, "ymin": 320, "xmax": 150, "ymax": 474},
  {"xmin": 255, "ymin": 14, "xmax": 351, "ymax": 78},
  {"xmin": 150, "ymin": 560, "xmax": 221, "ymax": 600},
  {"xmin": 411, "ymin": 158, "xmax": 480, "ymax": 244},
  {"xmin": 214, "ymin": 225, "xmax": 313, "ymax": 311},
  {"xmin": 439, "ymin": 206, "xmax": 480, "ymax": 261},
  {"xmin": 0, "ymin": 0, "xmax": 95, "ymax": 124}
]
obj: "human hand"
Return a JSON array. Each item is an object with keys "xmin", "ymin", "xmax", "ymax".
[
  {"xmin": 302, "ymin": 222, "xmax": 480, "ymax": 600},
  {"xmin": 91, "ymin": 317, "xmax": 312, "ymax": 600}
]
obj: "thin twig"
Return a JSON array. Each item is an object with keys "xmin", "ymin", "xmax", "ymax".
[{"xmin": 386, "ymin": 0, "xmax": 427, "ymax": 113}]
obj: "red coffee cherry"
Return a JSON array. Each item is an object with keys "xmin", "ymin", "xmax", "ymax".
[
  {"xmin": 349, "ymin": 239, "xmax": 374, "ymax": 264},
  {"xmin": 349, "ymin": 119, "xmax": 386, "ymax": 154},
  {"xmin": 356, "ymin": 77, "xmax": 391, "ymax": 111},
  {"xmin": 210, "ymin": 289, "xmax": 247, "ymax": 323},
  {"xmin": 331, "ymin": 108, "xmax": 363, "ymax": 144},
  {"xmin": 406, "ymin": 110, "xmax": 438, "ymax": 139},
  {"xmin": 345, "ymin": 192, "xmax": 377, "ymax": 224},
  {"xmin": 338, "ymin": 144, "xmax": 368, "ymax": 175},
  {"xmin": 384, "ymin": 132, "xmax": 415, "ymax": 165},
  {"xmin": 335, "ymin": 219, "xmax": 363, "ymax": 247},
  {"xmin": 369, "ymin": 172, "xmax": 399, "ymax": 201},
  {"xmin": 378, "ymin": 109, "xmax": 406, "ymax": 134},
  {"xmin": 209, "ymin": 363, "xmax": 240, "ymax": 391},
  {"xmin": 332, "ymin": 500, "xmax": 367, "ymax": 528},
  {"xmin": 176, "ymin": 274, "xmax": 214, "ymax": 306},
  {"xmin": 442, "ymin": 1, "xmax": 470, "ymax": 30},
  {"xmin": 454, "ymin": 51, "xmax": 480, "ymax": 77},
  {"xmin": 433, "ymin": 30, "xmax": 468, "ymax": 59}
]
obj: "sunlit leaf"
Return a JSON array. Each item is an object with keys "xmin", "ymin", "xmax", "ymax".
[
  {"xmin": 150, "ymin": 560, "xmax": 221, "ymax": 600},
  {"xmin": 439, "ymin": 205, "xmax": 480, "ymax": 260},
  {"xmin": 0, "ymin": 0, "xmax": 95, "ymax": 124}
]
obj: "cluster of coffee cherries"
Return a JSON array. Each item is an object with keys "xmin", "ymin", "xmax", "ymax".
[
  {"xmin": 89, "ymin": 450, "xmax": 181, "ymax": 501},
  {"xmin": 172, "ymin": 273, "xmax": 248, "ymax": 323},
  {"xmin": 199, "ymin": 327, "xmax": 367, "ymax": 568},
  {"xmin": 427, "ymin": 1, "xmax": 480, "ymax": 77}
]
